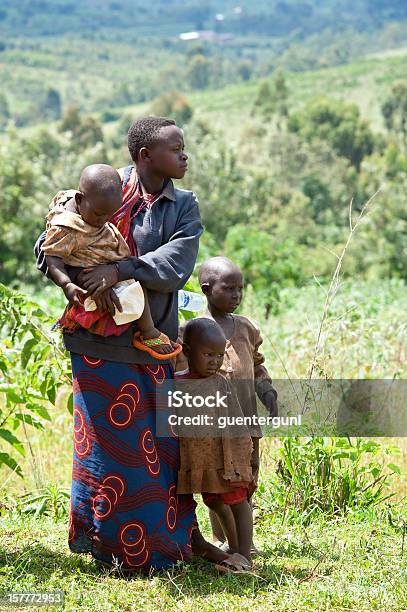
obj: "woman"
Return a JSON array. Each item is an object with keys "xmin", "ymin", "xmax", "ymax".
[{"xmin": 35, "ymin": 117, "xmax": 202, "ymax": 570}]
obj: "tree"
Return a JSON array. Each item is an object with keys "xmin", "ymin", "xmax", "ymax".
[
  {"xmin": 0, "ymin": 128, "xmax": 49, "ymax": 286},
  {"xmin": 60, "ymin": 105, "xmax": 81, "ymax": 133},
  {"xmin": 151, "ymin": 91, "xmax": 193, "ymax": 126},
  {"xmin": 253, "ymin": 70, "xmax": 289, "ymax": 123},
  {"xmin": 382, "ymin": 81, "xmax": 407, "ymax": 152},
  {"xmin": 60, "ymin": 106, "xmax": 104, "ymax": 150},
  {"xmin": 74, "ymin": 116, "xmax": 104, "ymax": 149},
  {"xmin": 254, "ymin": 81, "xmax": 272, "ymax": 111},
  {"xmin": 0, "ymin": 92, "xmax": 10, "ymax": 130},
  {"xmin": 301, "ymin": 174, "xmax": 333, "ymax": 222},
  {"xmin": 43, "ymin": 88, "xmax": 62, "ymax": 120},
  {"xmin": 288, "ymin": 98, "xmax": 375, "ymax": 171},
  {"xmin": 237, "ymin": 60, "xmax": 253, "ymax": 81},
  {"xmin": 186, "ymin": 42, "xmax": 209, "ymax": 58},
  {"xmin": 187, "ymin": 55, "xmax": 210, "ymax": 90}
]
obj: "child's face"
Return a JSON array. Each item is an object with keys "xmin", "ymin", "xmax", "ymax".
[
  {"xmin": 147, "ymin": 125, "xmax": 188, "ymax": 180},
  {"xmin": 206, "ymin": 270, "xmax": 244, "ymax": 314},
  {"xmin": 77, "ymin": 190, "xmax": 122, "ymax": 228},
  {"xmin": 185, "ymin": 336, "xmax": 226, "ymax": 377}
]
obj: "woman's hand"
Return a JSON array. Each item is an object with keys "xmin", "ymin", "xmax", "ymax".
[
  {"xmin": 77, "ymin": 264, "xmax": 119, "ymax": 297},
  {"xmin": 92, "ymin": 288, "xmax": 123, "ymax": 316}
]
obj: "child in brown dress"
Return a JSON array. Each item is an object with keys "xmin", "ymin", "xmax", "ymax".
[
  {"xmin": 175, "ymin": 317, "xmax": 254, "ymax": 565},
  {"xmin": 197, "ymin": 256, "xmax": 278, "ymax": 553}
]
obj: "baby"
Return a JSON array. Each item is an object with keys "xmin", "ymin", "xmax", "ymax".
[
  {"xmin": 175, "ymin": 317, "xmax": 254, "ymax": 566},
  {"xmin": 41, "ymin": 163, "xmax": 180, "ymax": 359}
]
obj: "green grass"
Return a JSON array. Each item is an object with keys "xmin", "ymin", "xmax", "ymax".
[
  {"xmin": 242, "ymin": 279, "xmax": 407, "ymax": 380},
  {"xmin": 1, "ymin": 492, "xmax": 406, "ymax": 611}
]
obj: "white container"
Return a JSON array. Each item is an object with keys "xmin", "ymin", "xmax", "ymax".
[{"xmin": 178, "ymin": 290, "xmax": 206, "ymax": 312}]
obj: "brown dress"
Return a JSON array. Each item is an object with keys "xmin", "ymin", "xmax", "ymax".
[
  {"xmin": 176, "ymin": 314, "xmax": 276, "ymax": 487},
  {"xmin": 175, "ymin": 372, "xmax": 254, "ymax": 495}
]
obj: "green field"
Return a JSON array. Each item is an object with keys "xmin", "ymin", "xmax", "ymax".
[
  {"xmin": 9, "ymin": 49, "xmax": 407, "ymax": 145},
  {"xmin": 1, "ymin": 495, "xmax": 406, "ymax": 611}
]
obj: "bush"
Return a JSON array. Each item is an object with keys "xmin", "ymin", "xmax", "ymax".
[
  {"xmin": 151, "ymin": 91, "xmax": 193, "ymax": 126},
  {"xmin": 259, "ymin": 437, "xmax": 400, "ymax": 524},
  {"xmin": 0, "ymin": 284, "xmax": 71, "ymax": 478},
  {"xmin": 60, "ymin": 106, "xmax": 104, "ymax": 150},
  {"xmin": 288, "ymin": 97, "xmax": 376, "ymax": 170},
  {"xmin": 224, "ymin": 225, "xmax": 307, "ymax": 310},
  {"xmin": 42, "ymin": 88, "xmax": 61, "ymax": 121}
]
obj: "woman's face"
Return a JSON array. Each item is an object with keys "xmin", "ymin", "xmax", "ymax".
[{"xmin": 147, "ymin": 125, "xmax": 189, "ymax": 179}]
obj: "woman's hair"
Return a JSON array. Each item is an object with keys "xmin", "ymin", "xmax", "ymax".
[{"xmin": 128, "ymin": 116, "xmax": 176, "ymax": 162}]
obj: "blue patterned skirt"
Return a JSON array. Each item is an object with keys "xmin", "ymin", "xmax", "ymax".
[{"xmin": 69, "ymin": 354, "xmax": 196, "ymax": 571}]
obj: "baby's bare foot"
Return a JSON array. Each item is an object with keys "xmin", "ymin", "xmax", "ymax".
[{"xmin": 141, "ymin": 328, "xmax": 176, "ymax": 354}]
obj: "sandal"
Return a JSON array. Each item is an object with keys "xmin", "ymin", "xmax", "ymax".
[
  {"xmin": 132, "ymin": 331, "xmax": 182, "ymax": 361},
  {"xmin": 215, "ymin": 552, "xmax": 252, "ymax": 574}
]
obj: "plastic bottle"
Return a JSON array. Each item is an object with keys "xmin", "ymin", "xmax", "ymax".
[{"xmin": 178, "ymin": 290, "xmax": 207, "ymax": 312}]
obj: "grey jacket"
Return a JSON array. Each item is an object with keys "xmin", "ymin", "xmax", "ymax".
[{"xmin": 34, "ymin": 173, "xmax": 203, "ymax": 363}]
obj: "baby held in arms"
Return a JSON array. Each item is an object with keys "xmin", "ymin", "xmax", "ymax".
[{"xmin": 41, "ymin": 163, "xmax": 181, "ymax": 359}]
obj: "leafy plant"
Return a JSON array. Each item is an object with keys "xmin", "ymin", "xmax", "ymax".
[
  {"xmin": 16, "ymin": 483, "xmax": 70, "ymax": 519},
  {"xmin": 151, "ymin": 91, "xmax": 193, "ymax": 127},
  {"xmin": 0, "ymin": 284, "xmax": 71, "ymax": 478},
  {"xmin": 271, "ymin": 436, "xmax": 400, "ymax": 524},
  {"xmin": 288, "ymin": 97, "xmax": 376, "ymax": 170}
]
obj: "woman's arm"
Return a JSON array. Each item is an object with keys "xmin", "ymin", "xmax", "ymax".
[{"xmin": 80, "ymin": 193, "xmax": 203, "ymax": 295}]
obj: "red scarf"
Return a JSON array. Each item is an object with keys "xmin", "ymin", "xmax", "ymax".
[{"xmin": 110, "ymin": 169, "xmax": 162, "ymax": 256}]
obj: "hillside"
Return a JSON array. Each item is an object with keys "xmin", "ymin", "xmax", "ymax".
[
  {"xmin": 99, "ymin": 50, "xmax": 407, "ymax": 143},
  {"xmin": 0, "ymin": 1, "xmax": 407, "ymax": 128},
  {"xmin": 0, "ymin": 0, "xmax": 406, "ymax": 38}
]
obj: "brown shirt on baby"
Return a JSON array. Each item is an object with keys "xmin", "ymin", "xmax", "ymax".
[{"xmin": 41, "ymin": 190, "xmax": 130, "ymax": 267}]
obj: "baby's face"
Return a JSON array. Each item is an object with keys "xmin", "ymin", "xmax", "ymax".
[{"xmin": 78, "ymin": 190, "xmax": 121, "ymax": 227}]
